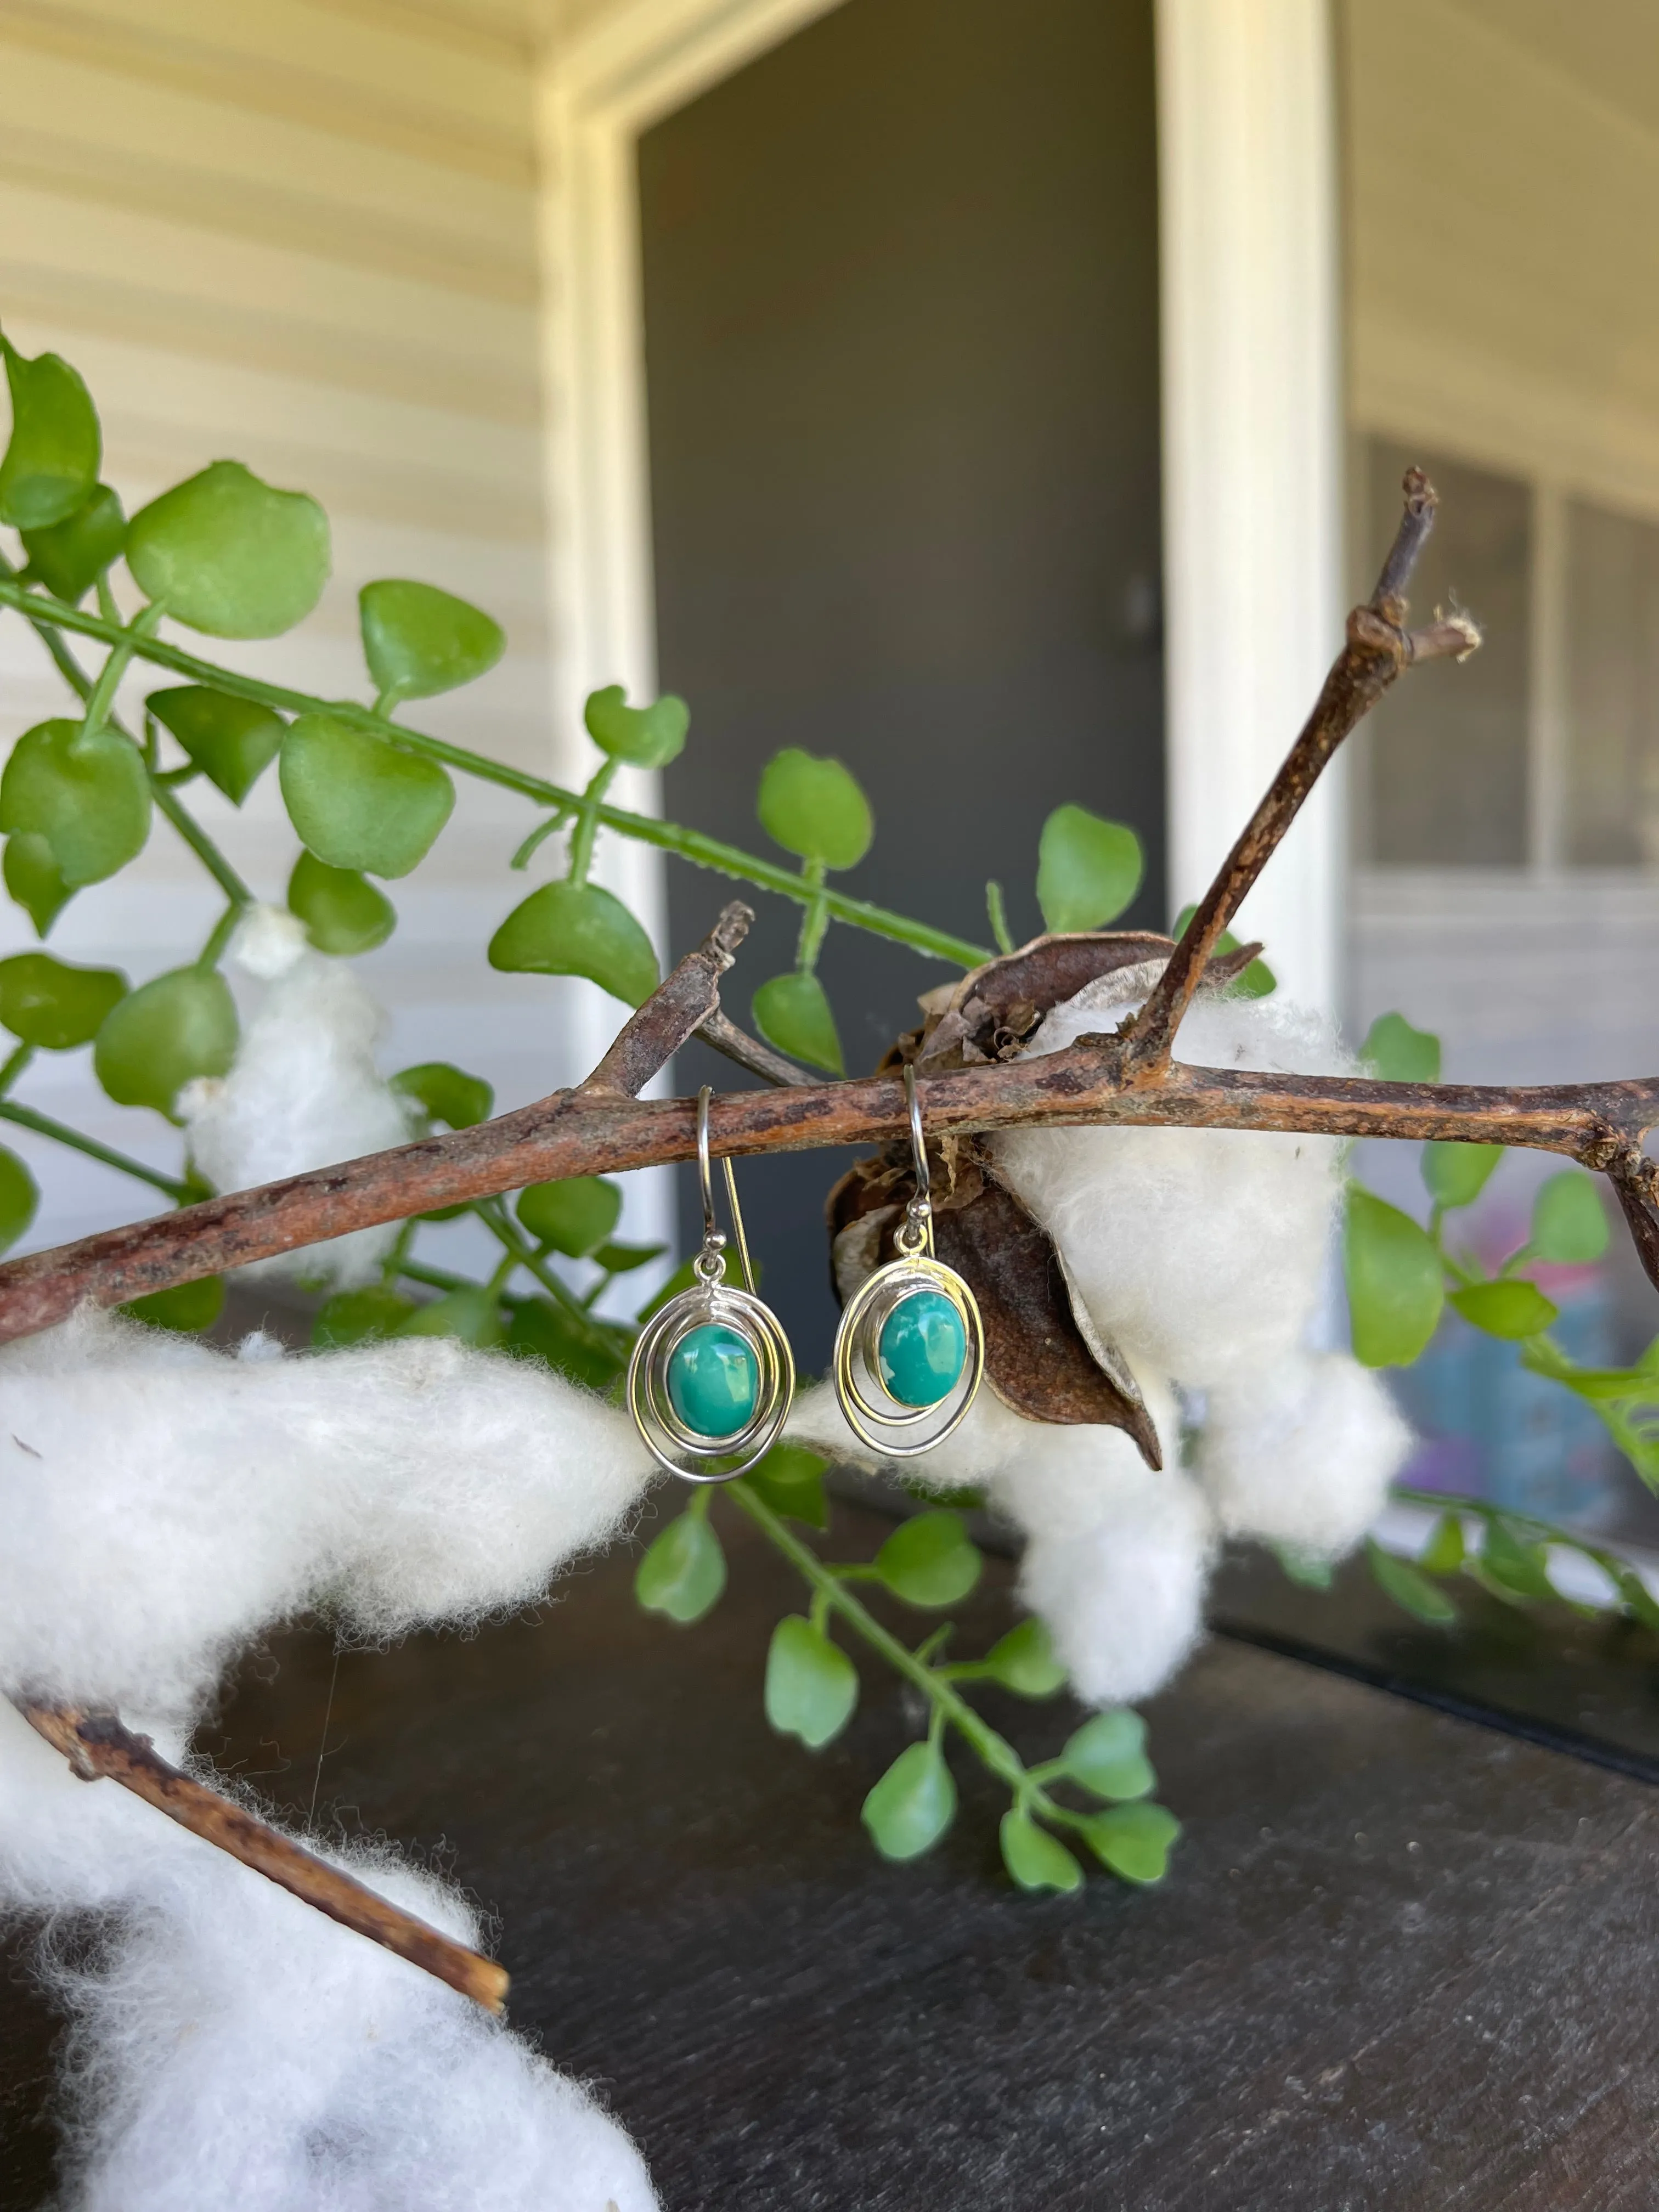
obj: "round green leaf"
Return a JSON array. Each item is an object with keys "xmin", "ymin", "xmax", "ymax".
[
  {"xmin": 94, "ymin": 966, "xmax": 238, "ymax": 1118},
  {"xmin": 862, "ymin": 1740, "xmax": 957, "ymax": 1860},
  {"xmin": 1531, "ymin": 1172, "xmax": 1609, "ymax": 1265},
  {"xmin": 20, "ymin": 483, "xmax": 125, "ymax": 603},
  {"xmin": 757, "ymin": 748, "xmax": 873, "ymax": 870},
  {"xmin": 0, "ymin": 340, "xmax": 100, "ymax": 529},
  {"xmin": 1359, "ymin": 1012, "xmax": 1441, "ymax": 1085},
  {"xmin": 312, "ymin": 1285, "xmax": 416, "ymax": 1348},
  {"xmin": 1480, "ymin": 1520, "xmax": 1554, "ymax": 1600},
  {"xmin": 126, "ymin": 460, "xmax": 330, "ymax": 639},
  {"xmin": 1366, "ymin": 1538, "xmax": 1458, "ymax": 1624},
  {"xmin": 1036, "ymin": 804, "xmax": 1144, "ymax": 933},
  {"xmin": 979, "ymin": 1617, "xmax": 1066, "ymax": 1697},
  {"xmin": 1081, "ymin": 1801, "xmax": 1181, "ymax": 1884},
  {"xmin": 743, "ymin": 1441, "xmax": 829, "ymax": 1528},
  {"xmin": 487, "ymin": 880, "xmax": 659, "ymax": 1006},
  {"xmin": 287, "ymin": 849, "xmax": 395, "ymax": 956},
  {"xmin": 390, "ymin": 1060, "xmax": 493, "ymax": 1132},
  {"xmin": 591, "ymin": 1238, "xmax": 665, "ymax": 1274},
  {"xmin": 635, "ymin": 1507, "xmax": 726, "ymax": 1624},
  {"xmin": 0, "ymin": 1144, "xmax": 38, "ymax": 1254},
  {"xmin": 1421, "ymin": 1141, "xmax": 1503, "ymax": 1211},
  {"xmin": 395, "ymin": 1285, "xmax": 506, "ymax": 1348},
  {"xmin": 148, "ymin": 686, "xmax": 284, "ymax": 806},
  {"xmin": 765, "ymin": 1616, "xmax": 860, "ymax": 1748},
  {"xmin": 1000, "ymin": 1808, "xmax": 1084, "ymax": 1894},
  {"xmin": 280, "ymin": 712, "xmax": 454, "ymax": 879},
  {"xmin": 1060, "ymin": 1710, "xmax": 1155, "ymax": 1801},
  {"xmin": 873, "ymin": 1510, "xmax": 983, "ymax": 1607},
  {"xmin": 0, "ymin": 717, "xmax": 151, "ymax": 887},
  {"xmin": 515, "ymin": 1174, "xmax": 622, "ymax": 1256},
  {"xmin": 505, "ymin": 1296, "xmax": 628, "ymax": 1392},
  {"xmin": 1344, "ymin": 1187, "xmax": 1444, "ymax": 1367},
  {"xmin": 583, "ymin": 684, "xmax": 689, "ymax": 770},
  {"xmin": 752, "ymin": 971, "xmax": 844, "ymax": 1073},
  {"xmin": 1450, "ymin": 1279, "xmax": 1558, "ymax": 1340},
  {"xmin": 121, "ymin": 1275, "xmax": 225, "ymax": 1335},
  {"xmin": 360, "ymin": 579, "xmax": 505, "ymax": 704},
  {"xmin": 3, "ymin": 833, "xmax": 72, "ymax": 936},
  {"xmin": 0, "ymin": 951, "xmax": 126, "ymax": 1049}
]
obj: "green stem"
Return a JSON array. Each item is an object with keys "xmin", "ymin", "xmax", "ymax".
[
  {"xmin": 0, "ymin": 1042, "xmax": 35, "ymax": 1095},
  {"xmin": 150, "ymin": 780, "xmax": 252, "ymax": 907},
  {"xmin": 196, "ymin": 902, "xmax": 243, "ymax": 970},
  {"xmin": 985, "ymin": 880, "xmax": 1015, "ymax": 957},
  {"xmin": 795, "ymin": 859, "xmax": 829, "ymax": 973},
  {"xmin": 0, "ymin": 1101, "xmax": 194, "ymax": 1201},
  {"xmin": 0, "ymin": 580, "xmax": 989, "ymax": 967},
  {"xmin": 475, "ymin": 1202, "xmax": 632, "ymax": 1355},
  {"xmin": 727, "ymin": 1480, "xmax": 1026, "ymax": 1790},
  {"xmin": 1392, "ymin": 1481, "xmax": 1639, "ymax": 1590},
  {"xmin": 510, "ymin": 810, "xmax": 570, "ymax": 871},
  {"xmin": 567, "ymin": 759, "xmax": 619, "ymax": 890},
  {"xmin": 81, "ymin": 601, "xmax": 164, "ymax": 745}
]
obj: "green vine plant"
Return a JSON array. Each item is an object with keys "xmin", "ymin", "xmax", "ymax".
[
  {"xmin": 0, "ymin": 327, "xmax": 1651, "ymax": 1898},
  {"xmin": 1338, "ymin": 1010, "xmax": 1659, "ymax": 1629}
]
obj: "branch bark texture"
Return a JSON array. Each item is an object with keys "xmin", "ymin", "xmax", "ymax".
[{"xmin": 19, "ymin": 1701, "xmax": 509, "ymax": 2013}]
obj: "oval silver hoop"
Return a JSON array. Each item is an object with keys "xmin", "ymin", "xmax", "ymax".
[
  {"xmin": 629, "ymin": 1087, "xmax": 794, "ymax": 1483},
  {"xmin": 831, "ymin": 1248, "xmax": 984, "ymax": 1459}
]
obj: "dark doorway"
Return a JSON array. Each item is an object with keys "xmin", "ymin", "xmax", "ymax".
[{"xmin": 639, "ymin": 0, "xmax": 1164, "ymax": 1368}]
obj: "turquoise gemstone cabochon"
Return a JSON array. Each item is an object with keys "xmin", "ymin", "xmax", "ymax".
[
  {"xmin": 876, "ymin": 1288, "xmax": 967, "ymax": 1409},
  {"xmin": 667, "ymin": 1322, "xmax": 759, "ymax": 1439}
]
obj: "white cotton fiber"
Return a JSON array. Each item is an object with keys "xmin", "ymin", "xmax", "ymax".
[
  {"xmin": 0, "ymin": 1305, "xmax": 655, "ymax": 1727},
  {"xmin": 0, "ymin": 1313, "xmax": 663, "ymax": 2210},
  {"xmin": 788, "ymin": 1379, "xmax": 1214, "ymax": 1708},
  {"xmin": 180, "ymin": 919, "xmax": 414, "ymax": 1289},
  {"xmin": 993, "ymin": 975, "xmax": 1352, "ymax": 1391},
  {"xmin": 1197, "ymin": 1350, "xmax": 1413, "ymax": 1558},
  {"xmin": 1, "ymin": 1713, "xmax": 657, "ymax": 2212}
]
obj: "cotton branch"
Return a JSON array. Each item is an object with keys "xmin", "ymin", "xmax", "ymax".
[
  {"xmin": 580, "ymin": 901, "xmax": 754, "ymax": 1097},
  {"xmin": 1124, "ymin": 469, "xmax": 1481, "ymax": 1075},
  {"xmin": 17, "ymin": 1701, "xmax": 508, "ymax": 2014},
  {"xmin": 2, "ymin": 1052, "xmax": 1658, "ymax": 1339}
]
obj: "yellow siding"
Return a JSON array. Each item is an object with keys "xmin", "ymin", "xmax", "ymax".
[
  {"xmin": 0, "ymin": 0, "xmax": 582, "ymax": 1246},
  {"xmin": 1345, "ymin": 0, "xmax": 1659, "ymax": 516}
]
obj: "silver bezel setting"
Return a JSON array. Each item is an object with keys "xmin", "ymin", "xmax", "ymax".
[
  {"xmin": 832, "ymin": 1246, "xmax": 984, "ymax": 1459},
  {"xmin": 627, "ymin": 1261, "xmax": 794, "ymax": 1483}
]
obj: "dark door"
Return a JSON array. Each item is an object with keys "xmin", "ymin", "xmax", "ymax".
[{"xmin": 639, "ymin": 0, "xmax": 1163, "ymax": 1368}]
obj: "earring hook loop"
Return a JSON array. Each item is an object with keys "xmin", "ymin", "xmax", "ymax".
[
  {"xmin": 904, "ymin": 1062, "xmax": 930, "ymax": 1205},
  {"xmin": 696, "ymin": 1084, "xmax": 755, "ymax": 1293}
]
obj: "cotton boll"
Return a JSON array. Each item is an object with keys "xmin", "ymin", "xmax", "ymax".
[
  {"xmin": 47, "ymin": 1845, "xmax": 659, "ymax": 2212},
  {"xmin": 994, "ymin": 976, "xmax": 1352, "ymax": 1391},
  {"xmin": 1198, "ymin": 1351, "xmax": 1413, "ymax": 1558},
  {"xmin": 228, "ymin": 901, "xmax": 309, "ymax": 981},
  {"xmin": 984, "ymin": 1381, "xmax": 1214, "ymax": 1708},
  {"xmin": 791, "ymin": 1376, "xmax": 1211, "ymax": 1707},
  {"xmin": 0, "ymin": 1306, "xmax": 655, "ymax": 1727},
  {"xmin": 180, "ymin": 949, "xmax": 414, "ymax": 1290}
]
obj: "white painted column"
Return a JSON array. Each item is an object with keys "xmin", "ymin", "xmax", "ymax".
[{"xmin": 1155, "ymin": 0, "xmax": 1344, "ymax": 1015}]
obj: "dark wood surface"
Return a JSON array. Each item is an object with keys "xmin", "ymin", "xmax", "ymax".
[{"xmin": 5, "ymin": 1496, "xmax": 1658, "ymax": 2208}]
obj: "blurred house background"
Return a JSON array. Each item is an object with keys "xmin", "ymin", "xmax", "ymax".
[{"xmin": 2, "ymin": 0, "xmax": 1658, "ymax": 1498}]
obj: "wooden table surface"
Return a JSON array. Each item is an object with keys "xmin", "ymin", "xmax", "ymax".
[{"xmin": 4, "ymin": 1494, "xmax": 1657, "ymax": 2209}]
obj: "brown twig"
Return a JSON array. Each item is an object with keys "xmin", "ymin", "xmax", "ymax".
[
  {"xmin": 1122, "ymin": 470, "xmax": 1480, "ymax": 1075},
  {"xmin": 3, "ymin": 1053, "xmax": 1659, "ymax": 1340},
  {"xmin": 18, "ymin": 1701, "xmax": 508, "ymax": 2013},
  {"xmin": 696, "ymin": 1009, "xmax": 810, "ymax": 1087},
  {"xmin": 579, "ymin": 901, "xmax": 753, "ymax": 1097}
]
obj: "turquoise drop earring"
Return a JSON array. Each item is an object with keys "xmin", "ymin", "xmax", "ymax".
[
  {"xmin": 628, "ymin": 1086, "xmax": 794, "ymax": 1481},
  {"xmin": 832, "ymin": 1062, "xmax": 984, "ymax": 1456}
]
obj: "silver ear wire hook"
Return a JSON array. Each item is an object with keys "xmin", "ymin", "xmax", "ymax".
[
  {"xmin": 900, "ymin": 1062, "xmax": 934, "ymax": 1259},
  {"xmin": 696, "ymin": 1084, "xmax": 754, "ymax": 1293}
]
